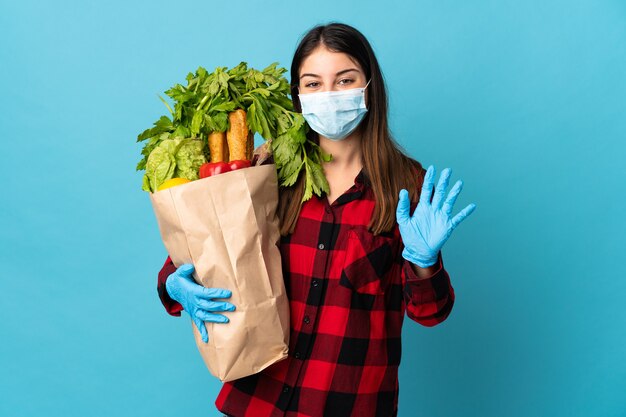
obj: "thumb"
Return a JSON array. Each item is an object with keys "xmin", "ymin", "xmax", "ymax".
[
  {"xmin": 193, "ymin": 317, "xmax": 209, "ymax": 343},
  {"xmin": 396, "ymin": 189, "xmax": 411, "ymax": 225},
  {"xmin": 177, "ymin": 263, "xmax": 195, "ymax": 277}
]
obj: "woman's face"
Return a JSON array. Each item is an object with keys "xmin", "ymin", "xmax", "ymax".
[{"xmin": 298, "ymin": 45, "xmax": 367, "ymax": 95}]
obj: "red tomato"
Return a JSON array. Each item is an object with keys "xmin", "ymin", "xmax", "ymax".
[
  {"xmin": 199, "ymin": 162, "xmax": 231, "ymax": 178},
  {"xmin": 228, "ymin": 159, "xmax": 252, "ymax": 171}
]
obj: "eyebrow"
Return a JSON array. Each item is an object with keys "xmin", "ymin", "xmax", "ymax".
[{"xmin": 300, "ymin": 68, "xmax": 360, "ymax": 79}]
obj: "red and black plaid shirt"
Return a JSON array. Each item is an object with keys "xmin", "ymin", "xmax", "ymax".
[{"xmin": 157, "ymin": 168, "xmax": 455, "ymax": 417}]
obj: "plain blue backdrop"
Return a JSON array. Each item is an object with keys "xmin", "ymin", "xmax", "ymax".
[{"xmin": 1, "ymin": 0, "xmax": 625, "ymax": 416}]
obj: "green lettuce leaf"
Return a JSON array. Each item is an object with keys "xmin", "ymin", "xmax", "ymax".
[
  {"xmin": 145, "ymin": 146, "xmax": 176, "ymax": 192},
  {"xmin": 143, "ymin": 138, "xmax": 206, "ymax": 191},
  {"xmin": 175, "ymin": 139, "xmax": 206, "ymax": 180}
]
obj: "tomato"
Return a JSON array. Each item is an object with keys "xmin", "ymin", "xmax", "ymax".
[
  {"xmin": 228, "ymin": 159, "xmax": 252, "ymax": 171},
  {"xmin": 199, "ymin": 162, "xmax": 231, "ymax": 178}
]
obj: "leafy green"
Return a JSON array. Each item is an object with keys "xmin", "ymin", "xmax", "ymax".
[
  {"xmin": 175, "ymin": 139, "xmax": 205, "ymax": 180},
  {"xmin": 144, "ymin": 146, "xmax": 176, "ymax": 192},
  {"xmin": 137, "ymin": 62, "xmax": 331, "ymax": 201},
  {"xmin": 142, "ymin": 138, "xmax": 206, "ymax": 192}
]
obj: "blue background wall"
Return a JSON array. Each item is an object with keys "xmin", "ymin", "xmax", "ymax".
[{"xmin": 1, "ymin": 0, "xmax": 625, "ymax": 416}]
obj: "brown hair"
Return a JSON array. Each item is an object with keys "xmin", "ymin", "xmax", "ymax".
[{"xmin": 278, "ymin": 22, "xmax": 425, "ymax": 236}]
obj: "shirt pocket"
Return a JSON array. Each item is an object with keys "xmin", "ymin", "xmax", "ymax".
[{"xmin": 339, "ymin": 228, "xmax": 396, "ymax": 295}]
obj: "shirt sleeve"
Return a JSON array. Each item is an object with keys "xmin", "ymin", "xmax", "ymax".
[
  {"xmin": 157, "ymin": 256, "xmax": 184, "ymax": 317},
  {"xmin": 401, "ymin": 251, "xmax": 455, "ymax": 327}
]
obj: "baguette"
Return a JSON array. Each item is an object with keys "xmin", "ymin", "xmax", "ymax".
[
  {"xmin": 208, "ymin": 131, "xmax": 229, "ymax": 163},
  {"xmin": 247, "ymin": 130, "xmax": 254, "ymax": 161},
  {"xmin": 227, "ymin": 109, "xmax": 250, "ymax": 161}
]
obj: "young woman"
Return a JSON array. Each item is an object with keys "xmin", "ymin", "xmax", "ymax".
[{"xmin": 157, "ymin": 22, "xmax": 476, "ymax": 417}]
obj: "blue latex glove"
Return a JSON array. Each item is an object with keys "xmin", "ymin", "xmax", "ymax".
[
  {"xmin": 165, "ymin": 264, "xmax": 235, "ymax": 343},
  {"xmin": 396, "ymin": 165, "xmax": 477, "ymax": 268}
]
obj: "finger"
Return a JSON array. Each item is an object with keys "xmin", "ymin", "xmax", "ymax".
[
  {"xmin": 442, "ymin": 180, "xmax": 463, "ymax": 217},
  {"xmin": 193, "ymin": 317, "xmax": 209, "ymax": 343},
  {"xmin": 196, "ymin": 311, "xmax": 230, "ymax": 323},
  {"xmin": 197, "ymin": 287, "xmax": 232, "ymax": 300},
  {"xmin": 450, "ymin": 203, "xmax": 477, "ymax": 229},
  {"xmin": 197, "ymin": 299, "xmax": 236, "ymax": 312},
  {"xmin": 177, "ymin": 263, "xmax": 194, "ymax": 277},
  {"xmin": 419, "ymin": 165, "xmax": 435, "ymax": 207},
  {"xmin": 431, "ymin": 168, "xmax": 451, "ymax": 210},
  {"xmin": 396, "ymin": 189, "xmax": 411, "ymax": 225}
]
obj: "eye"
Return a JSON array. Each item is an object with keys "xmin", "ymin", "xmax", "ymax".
[
  {"xmin": 304, "ymin": 81, "xmax": 320, "ymax": 88},
  {"xmin": 338, "ymin": 78, "xmax": 354, "ymax": 86}
]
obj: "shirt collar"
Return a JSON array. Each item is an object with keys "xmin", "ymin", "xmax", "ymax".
[
  {"xmin": 314, "ymin": 167, "xmax": 371, "ymax": 208},
  {"xmin": 354, "ymin": 167, "xmax": 371, "ymax": 191}
]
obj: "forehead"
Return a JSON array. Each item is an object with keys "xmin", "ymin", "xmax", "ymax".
[{"xmin": 299, "ymin": 46, "xmax": 362, "ymax": 77}]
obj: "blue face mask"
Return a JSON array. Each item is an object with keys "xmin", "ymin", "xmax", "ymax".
[{"xmin": 298, "ymin": 80, "xmax": 370, "ymax": 141}]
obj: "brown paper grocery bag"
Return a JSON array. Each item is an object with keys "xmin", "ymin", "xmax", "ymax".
[{"xmin": 149, "ymin": 164, "xmax": 290, "ymax": 382}]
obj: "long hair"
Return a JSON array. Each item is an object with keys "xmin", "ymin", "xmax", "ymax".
[{"xmin": 278, "ymin": 22, "xmax": 425, "ymax": 236}]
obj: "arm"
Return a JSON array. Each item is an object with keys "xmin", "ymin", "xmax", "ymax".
[
  {"xmin": 401, "ymin": 251, "xmax": 455, "ymax": 327},
  {"xmin": 395, "ymin": 164, "xmax": 474, "ymax": 326},
  {"xmin": 157, "ymin": 256, "xmax": 184, "ymax": 316},
  {"xmin": 409, "ymin": 260, "xmax": 439, "ymax": 279},
  {"xmin": 157, "ymin": 258, "xmax": 235, "ymax": 343}
]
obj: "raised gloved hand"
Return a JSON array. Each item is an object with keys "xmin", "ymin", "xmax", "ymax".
[
  {"xmin": 396, "ymin": 165, "xmax": 476, "ymax": 268},
  {"xmin": 165, "ymin": 264, "xmax": 235, "ymax": 343}
]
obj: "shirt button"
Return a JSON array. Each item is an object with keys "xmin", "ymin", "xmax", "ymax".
[
  {"xmin": 303, "ymin": 315, "xmax": 310, "ymax": 324},
  {"xmin": 294, "ymin": 352, "xmax": 301, "ymax": 359},
  {"xmin": 282, "ymin": 386, "xmax": 290, "ymax": 393},
  {"xmin": 318, "ymin": 243, "xmax": 325, "ymax": 250},
  {"xmin": 311, "ymin": 280, "xmax": 319, "ymax": 287}
]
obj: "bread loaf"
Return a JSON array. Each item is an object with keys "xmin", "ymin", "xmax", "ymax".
[
  {"xmin": 247, "ymin": 130, "xmax": 254, "ymax": 161},
  {"xmin": 227, "ymin": 109, "xmax": 249, "ymax": 161},
  {"xmin": 208, "ymin": 131, "xmax": 229, "ymax": 163}
]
